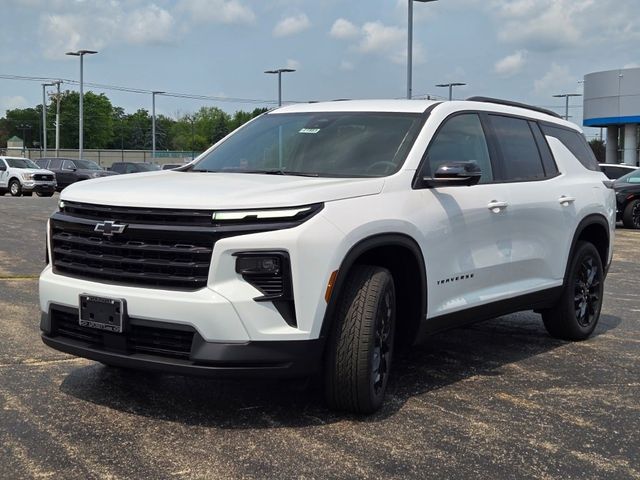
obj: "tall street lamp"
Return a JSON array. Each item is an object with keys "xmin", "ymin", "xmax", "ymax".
[
  {"xmin": 151, "ymin": 91, "xmax": 165, "ymax": 159},
  {"xmin": 65, "ymin": 49, "xmax": 98, "ymax": 159},
  {"xmin": 264, "ymin": 68, "xmax": 296, "ymax": 107},
  {"xmin": 407, "ymin": 0, "xmax": 437, "ymax": 99},
  {"xmin": 436, "ymin": 82, "xmax": 466, "ymax": 101},
  {"xmin": 552, "ymin": 93, "xmax": 582, "ymax": 120},
  {"xmin": 42, "ymin": 82, "xmax": 56, "ymax": 156}
]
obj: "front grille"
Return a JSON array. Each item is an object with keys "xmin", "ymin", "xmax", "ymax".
[
  {"xmin": 35, "ymin": 174, "xmax": 54, "ymax": 181},
  {"xmin": 51, "ymin": 203, "xmax": 219, "ymax": 290},
  {"xmin": 52, "ymin": 308, "xmax": 195, "ymax": 359}
]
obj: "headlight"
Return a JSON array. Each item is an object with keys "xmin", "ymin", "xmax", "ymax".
[
  {"xmin": 89, "ymin": 172, "xmax": 103, "ymax": 178},
  {"xmin": 212, "ymin": 204, "xmax": 323, "ymax": 224},
  {"xmin": 22, "ymin": 173, "xmax": 34, "ymax": 180}
]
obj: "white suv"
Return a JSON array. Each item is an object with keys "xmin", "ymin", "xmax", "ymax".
[
  {"xmin": 0, "ymin": 156, "xmax": 57, "ymax": 197},
  {"xmin": 39, "ymin": 98, "xmax": 615, "ymax": 413}
]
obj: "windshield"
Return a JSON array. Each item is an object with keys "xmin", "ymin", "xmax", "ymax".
[
  {"xmin": 617, "ymin": 169, "xmax": 640, "ymax": 184},
  {"xmin": 5, "ymin": 158, "xmax": 40, "ymax": 169},
  {"xmin": 135, "ymin": 163, "xmax": 161, "ymax": 171},
  {"xmin": 191, "ymin": 112, "xmax": 423, "ymax": 177},
  {"xmin": 75, "ymin": 159, "xmax": 102, "ymax": 170}
]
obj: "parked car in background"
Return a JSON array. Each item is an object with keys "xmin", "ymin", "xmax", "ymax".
[
  {"xmin": 109, "ymin": 162, "xmax": 162, "ymax": 174},
  {"xmin": 599, "ymin": 163, "xmax": 638, "ymax": 180},
  {"xmin": 614, "ymin": 168, "xmax": 640, "ymax": 228},
  {"xmin": 161, "ymin": 164, "xmax": 184, "ymax": 170},
  {"xmin": 0, "ymin": 156, "xmax": 57, "ymax": 197},
  {"xmin": 36, "ymin": 158, "xmax": 118, "ymax": 191}
]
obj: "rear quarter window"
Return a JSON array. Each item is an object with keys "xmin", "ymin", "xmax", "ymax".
[{"xmin": 540, "ymin": 124, "xmax": 599, "ymax": 171}]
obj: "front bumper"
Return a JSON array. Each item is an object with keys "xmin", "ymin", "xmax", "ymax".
[
  {"xmin": 41, "ymin": 305, "xmax": 324, "ymax": 378},
  {"xmin": 22, "ymin": 181, "xmax": 57, "ymax": 193}
]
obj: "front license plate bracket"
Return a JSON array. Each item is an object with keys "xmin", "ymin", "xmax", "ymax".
[{"xmin": 79, "ymin": 295, "xmax": 126, "ymax": 333}]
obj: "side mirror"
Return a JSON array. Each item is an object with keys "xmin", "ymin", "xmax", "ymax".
[{"xmin": 422, "ymin": 161, "xmax": 482, "ymax": 187}]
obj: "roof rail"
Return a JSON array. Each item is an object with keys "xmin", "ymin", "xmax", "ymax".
[{"xmin": 466, "ymin": 96, "xmax": 562, "ymax": 119}]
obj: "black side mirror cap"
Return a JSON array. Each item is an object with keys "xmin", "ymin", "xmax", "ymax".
[{"xmin": 421, "ymin": 161, "xmax": 482, "ymax": 187}]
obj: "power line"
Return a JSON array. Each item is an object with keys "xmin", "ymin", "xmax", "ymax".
[{"xmin": 0, "ymin": 73, "xmax": 278, "ymax": 105}]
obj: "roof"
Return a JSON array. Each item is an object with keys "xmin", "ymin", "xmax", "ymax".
[
  {"xmin": 7, "ymin": 136, "xmax": 22, "ymax": 141},
  {"xmin": 271, "ymin": 99, "xmax": 439, "ymax": 114}
]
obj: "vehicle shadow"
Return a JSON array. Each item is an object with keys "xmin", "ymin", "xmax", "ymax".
[{"xmin": 59, "ymin": 311, "xmax": 621, "ymax": 428}]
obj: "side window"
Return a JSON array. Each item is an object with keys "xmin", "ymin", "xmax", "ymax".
[
  {"xmin": 540, "ymin": 124, "xmax": 599, "ymax": 172},
  {"xmin": 126, "ymin": 164, "xmax": 136, "ymax": 174},
  {"xmin": 62, "ymin": 160, "xmax": 75, "ymax": 170},
  {"xmin": 36, "ymin": 159, "xmax": 49, "ymax": 169},
  {"xmin": 529, "ymin": 121, "xmax": 559, "ymax": 176},
  {"xmin": 423, "ymin": 113, "xmax": 493, "ymax": 183},
  {"xmin": 49, "ymin": 159, "xmax": 63, "ymax": 169},
  {"xmin": 0, "ymin": 159, "xmax": 7, "ymax": 170},
  {"xmin": 489, "ymin": 115, "xmax": 545, "ymax": 181}
]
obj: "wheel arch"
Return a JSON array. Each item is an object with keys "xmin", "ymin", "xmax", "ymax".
[
  {"xmin": 564, "ymin": 214, "xmax": 610, "ymax": 285},
  {"xmin": 320, "ymin": 233, "xmax": 427, "ymax": 346}
]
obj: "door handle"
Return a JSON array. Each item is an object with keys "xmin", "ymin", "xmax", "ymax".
[
  {"xmin": 558, "ymin": 195, "xmax": 576, "ymax": 206},
  {"xmin": 487, "ymin": 200, "xmax": 508, "ymax": 212}
]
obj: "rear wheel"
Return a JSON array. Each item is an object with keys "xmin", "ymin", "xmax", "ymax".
[
  {"xmin": 9, "ymin": 180, "xmax": 21, "ymax": 197},
  {"xmin": 324, "ymin": 265, "xmax": 396, "ymax": 414},
  {"xmin": 542, "ymin": 241, "xmax": 603, "ymax": 340},
  {"xmin": 622, "ymin": 199, "xmax": 640, "ymax": 229}
]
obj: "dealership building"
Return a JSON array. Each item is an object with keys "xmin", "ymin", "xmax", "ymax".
[{"xmin": 583, "ymin": 67, "xmax": 640, "ymax": 165}]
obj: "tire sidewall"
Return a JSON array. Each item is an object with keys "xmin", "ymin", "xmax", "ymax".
[
  {"xmin": 563, "ymin": 242, "xmax": 604, "ymax": 338},
  {"xmin": 623, "ymin": 199, "xmax": 640, "ymax": 229},
  {"xmin": 9, "ymin": 180, "xmax": 21, "ymax": 197}
]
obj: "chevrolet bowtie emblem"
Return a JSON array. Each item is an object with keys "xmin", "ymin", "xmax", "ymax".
[{"xmin": 94, "ymin": 221, "xmax": 127, "ymax": 237}]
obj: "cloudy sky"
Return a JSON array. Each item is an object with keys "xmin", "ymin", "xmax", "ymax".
[{"xmin": 1, "ymin": 0, "xmax": 638, "ymax": 138}]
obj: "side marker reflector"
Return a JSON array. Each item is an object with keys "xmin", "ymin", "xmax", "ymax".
[{"xmin": 325, "ymin": 270, "xmax": 338, "ymax": 303}]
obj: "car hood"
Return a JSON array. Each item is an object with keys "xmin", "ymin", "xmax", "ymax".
[
  {"xmin": 20, "ymin": 168, "xmax": 56, "ymax": 176},
  {"xmin": 60, "ymin": 171, "xmax": 385, "ymax": 209}
]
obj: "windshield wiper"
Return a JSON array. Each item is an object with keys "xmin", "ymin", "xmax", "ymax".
[{"xmin": 191, "ymin": 168, "xmax": 319, "ymax": 177}]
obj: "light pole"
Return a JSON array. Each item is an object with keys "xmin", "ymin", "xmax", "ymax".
[
  {"xmin": 41, "ymin": 82, "xmax": 56, "ymax": 156},
  {"xmin": 436, "ymin": 82, "xmax": 466, "ymax": 101},
  {"xmin": 151, "ymin": 91, "xmax": 165, "ymax": 159},
  {"xmin": 50, "ymin": 80, "xmax": 63, "ymax": 157},
  {"xmin": 66, "ymin": 49, "xmax": 98, "ymax": 159},
  {"xmin": 407, "ymin": 0, "xmax": 437, "ymax": 99},
  {"xmin": 552, "ymin": 93, "xmax": 582, "ymax": 120},
  {"xmin": 264, "ymin": 68, "xmax": 296, "ymax": 106}
]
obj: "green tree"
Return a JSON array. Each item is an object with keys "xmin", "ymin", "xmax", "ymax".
[
  {"xmin": 57, "ymin": 91, "xmax": 114, "ymax": 149},
  {"xmin": 4, "ymin": 107, "xmax": 42, "ymax": 147}
]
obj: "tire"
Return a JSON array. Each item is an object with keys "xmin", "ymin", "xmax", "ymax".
[
  {"xmin": 324, "ymin": 265, "xmax": 396, "ymax": 414},
  {"xmin": 622, "ymin": 199, "xmax": 640, "ymax": 229},
  {"xmin": 36, "ymin": 192, "xmax": 54, "ymax": 197},
  {"xmin": 542, "ymin": 241, "xmax": 604, "ymax": 340},
  {"xmin": 9, "ymin": 179, "xmax": 22, "ymax": 197}
]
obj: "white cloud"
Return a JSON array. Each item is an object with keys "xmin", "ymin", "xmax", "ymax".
[
  {"xmin": 534, "ymin": 63, "xmax": 575, "ymax": 95},
  {"xmin": 494, "ymin": 50, "xmax": 527, "ymax": 76},
  {"xmin": 0, "ymin": 95, "xmax": 29, "ymax": 115},
  {"xmin": 340, "ymin": 60, "xmax": 354, "ymax": 71},
  {"xmin": 329, "ymin": 18, "xmax": 358, "ymax": 39},
  {"xmin": 124, "ymin": 5, "xmax": 175, "ymax": 45},
  {"xmin": 286, "ymin": 59, "xmax": 300, "ymax": 70},
  {"xmin": 331, "ymin": 19, "xmax": 421, "ymax": 65},
  {"xmin": 273, "ymin": 14, "xmax": 310, "ymax": 37},
  {"xmin": 178, "ymin": 0, "xmax": 255, "ymax": 25}
]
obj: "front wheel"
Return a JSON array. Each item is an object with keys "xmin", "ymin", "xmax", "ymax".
[
  {"xmin": 542, "ymin": 241, "xmax": 604, "ymax": 340},
  {"xmin": 324, "ymin": 265, "xmax": 396, "ymax": 414},
  {"xmin": 622, "ymin": 199, "xmax": 640, "ymax": 229},
  {"xmin": 9, "ymin": 180, "xmax": 22, "ymax": 197}
]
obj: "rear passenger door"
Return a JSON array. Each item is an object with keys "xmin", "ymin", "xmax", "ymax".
[{"xmin": 486, "ymin": 114, "xmax": 573, "ymax": 289}]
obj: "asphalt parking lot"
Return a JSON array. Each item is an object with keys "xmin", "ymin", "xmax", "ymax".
[{"xmin": 1, "ymin": 194, "xmax": 638, "ymax": 480}]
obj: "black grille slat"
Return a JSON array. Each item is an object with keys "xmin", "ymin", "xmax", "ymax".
[
  {"xmin": 51, "ymin": 203, "xmax": 217, "ymax": 290},
  {"xmin": 35, "ymin": 174, "xmax": 54, "ymax": 181},
  {"xmin": 52, "ymin": 309, "xmax": 194, "ymax": 360}
]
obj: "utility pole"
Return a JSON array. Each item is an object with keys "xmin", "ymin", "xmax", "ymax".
[
  {"xmin": 151, "ymin": 91, "xmax": 165, "ymax": 159},
  {"xmin": 42, "ymin": 82, "xmax": 56, "ymax": 156},
  {"xmin": 48, "ymin": 81, "xmax": 63, "ymax": 157},
  {"xmin": 407, "ymin": 0, "xmax": 438, "ymax": 99},
  {"xmin": 552, "ymin": 93, "xmax": 582, "ymax": 120},
  {"xmin": 264, "ymin": 68, "xmax": 296, "ymax": 106},
  {"xmin": 66, "ymin": 49, "xmax": 98, "ymax": 159},
  {"xmin": 436, "ymin": 82, "xmax": 467, "ymax": 101}
]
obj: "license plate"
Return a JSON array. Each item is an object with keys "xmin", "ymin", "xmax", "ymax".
[{"xmin": 79, "ymin": 295, "xmax": 125, "ymax": 333}]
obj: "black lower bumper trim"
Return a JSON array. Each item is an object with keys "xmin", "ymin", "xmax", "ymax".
[{"xmin": 41, "ymin": 306, "xmax": 323, "ymax": 378}]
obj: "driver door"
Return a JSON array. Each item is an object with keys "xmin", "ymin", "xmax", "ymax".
[
  {"xmin": 0, "ymin": 159, "xmax": 8, "ymax": 188},
  {"xmin": 414, "ymin": 113, "xmax": 514, "ymax": 319}
]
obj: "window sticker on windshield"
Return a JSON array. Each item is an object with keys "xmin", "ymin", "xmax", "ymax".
[{"xmin": 299, "ymin": 128, "xmax": 321, "ymax": 134}]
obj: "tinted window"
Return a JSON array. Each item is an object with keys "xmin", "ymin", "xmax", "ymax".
[
  {"xmin": 540, "ymin": 124, "xmax": 599, "ymax": 171},
  {"xmin": 423, "ymin": 114, "xmax": 493, "ymax": 183},
  {"xmin": 529, "ymin": 121, "xmax": 558, "ymax": 176},
  {"xmin": 489, "ymin": 115, "xmax": 545, "ymax": 181},
  {"xmin": 35, "ymin": 159, "xmax": 49, "ymax": 168},
  {"xmin": 616, "ymin": 169, "xmax": 640, "ymax": 184},
  {"xmin": 48, "ymin": 159, "xmax": 63, "ymax": 169},
  {"xmin": 193, "ymin": 112, "xmax": 423, "ymax": 178},
  {"xmin": 62, "ymin": 160, "xmax": 76, "ymax": 170},
  {"xmin": 6, "ymin": 158, "xmax": 39, "ymax": 169}
]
